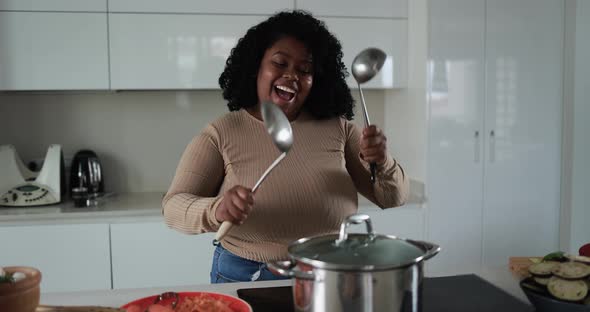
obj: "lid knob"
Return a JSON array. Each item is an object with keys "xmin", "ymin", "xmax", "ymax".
[{"xmin": 335, "ymin": 214, "xmax": 376, "ymax": 246}]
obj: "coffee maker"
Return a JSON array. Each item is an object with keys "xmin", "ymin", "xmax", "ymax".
[{"xmin": 69, "ymin": 150, "xmax": 104, "ymax": 206}]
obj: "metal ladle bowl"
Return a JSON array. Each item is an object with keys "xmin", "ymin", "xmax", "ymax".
[{"xmin": 351, "ymin": 47, "xmax": 387, "ymax": 183}]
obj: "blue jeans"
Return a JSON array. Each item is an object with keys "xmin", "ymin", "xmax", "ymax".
[{"xmin": 210, "ymin": 245, "xmax": 289, "ymax": 283}]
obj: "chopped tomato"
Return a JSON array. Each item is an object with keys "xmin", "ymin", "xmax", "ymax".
[
  {"xmin": 148, "ymin": 304, "xmax": 174, "ymax": 312},
  {"xmin": 124, "ymin": 305, "xmax": 142, "ymax": 312}
]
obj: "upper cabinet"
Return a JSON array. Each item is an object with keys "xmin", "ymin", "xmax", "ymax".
[
  {"xmin": 0, "ymin": 12, "xmax": 109, "ymax": 91},
  {"xmin": 0, "ymin": 0, "xmax": 408, "ymax": 90},
  {"xmin": 0, "ymin": 0, "xmax": 106, "ymax": 11},
  {"xmin": 108, "ymin": 0, "xmax": 292, "ymax": 14},
  {"xmin": 325, "ymin": 18, "xmax": 407, "ymax": 89},
  {"xmin": 297, "ymin": 0, "xmax": 408, "ymax": 18},
  {"xmin": 109, "ymin": 14, "xmax": 265, "ymax": 89}
]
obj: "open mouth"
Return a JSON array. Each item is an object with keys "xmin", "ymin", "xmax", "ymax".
[{"xmin": 274, "ymin": 85, "xmax": 296, "ymax": 102}]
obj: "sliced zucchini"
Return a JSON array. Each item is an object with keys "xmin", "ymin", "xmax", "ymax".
[
  {"xmin": 529, "ymin": 261, "xmax": 559, "ymax": 277},
  {"xmin": 522, "ymin": 278, "xmax": 549, "ymax": 294},
  {"xmin": 566, "ymin": 254, "xmax": 590, "ymax": 265},
  {"xmin": 534, "ymin": 276, "xmax": 551, "ymax": 286},
  {"xmin": 552, "ymin": 262, "xmax": 590, "ymax": 280},
  {"xmin": 547, "ymin": 276, "xmax": 588, "ymax": 302}
]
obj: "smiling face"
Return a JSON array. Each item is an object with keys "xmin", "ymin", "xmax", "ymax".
[{"xmin": 256, "ymin": 36, "xmax": 313, "ymax": 121}]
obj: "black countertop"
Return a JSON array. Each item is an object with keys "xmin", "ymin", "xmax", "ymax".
[{"xmin": 237, "ymin": 274, "xmax": 533, "ymax": 312}]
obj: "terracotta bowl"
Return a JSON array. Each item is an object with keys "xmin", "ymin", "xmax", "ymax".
[{"xmin": 0, "ymin": 266, "xmax": 42, "ymax": 312}]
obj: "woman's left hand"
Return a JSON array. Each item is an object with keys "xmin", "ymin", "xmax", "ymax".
[{"xmin": 359, "ymin": 125, "xmax": 387, "ymax": 165}]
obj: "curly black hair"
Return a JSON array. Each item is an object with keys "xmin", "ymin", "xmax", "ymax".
[{"xmin": 218, "ymin": 10, "xmax": 355, "ymax": 120}]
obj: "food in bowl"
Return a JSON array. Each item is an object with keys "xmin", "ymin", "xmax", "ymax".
[
  {"xmin": 519, "ymin": 250, "xmax": 590, "ymax": 311},
  {"xmin": 122, "ymin": 291, "xmax": 252, "ymax": 312},
  {"xmin": 0, "ymin": 266, "xmax": 42, "ymax": 312}
]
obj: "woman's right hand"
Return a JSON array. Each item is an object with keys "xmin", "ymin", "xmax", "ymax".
[{"xmin": 215, "ymin": 185, "xmax": 254, "ymax": 225}]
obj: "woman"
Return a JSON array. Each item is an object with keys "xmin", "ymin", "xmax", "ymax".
[{"xmin": 162, "ymin": 10, "xmax": 409, "ymax": 283}]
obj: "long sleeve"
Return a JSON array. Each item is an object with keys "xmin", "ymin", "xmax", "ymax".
[
  {"xmin": 344, "ymin": 120, "xmax": 409, "ymax": 208},
  {"xmin": 162, "ymin": 125, "xmax": 225, "ymax": 234}
]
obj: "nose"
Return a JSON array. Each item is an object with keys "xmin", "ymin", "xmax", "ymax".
[{"xmin": 282, "ymin": 71, "xmax": 299, "ymax": 81}]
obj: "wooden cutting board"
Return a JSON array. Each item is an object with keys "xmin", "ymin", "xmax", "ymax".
[
  {"xmin": 509, "ymin": 256, "xmax": 542, "ymax": 280},
  {"xmin": 36, "ymin": 305, "xmax": 125, "ymax": 312}
]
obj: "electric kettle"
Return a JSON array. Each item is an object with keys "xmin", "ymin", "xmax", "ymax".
[{"xmin": 69, "ymin": 150, "xmax": 104, "ymax": 200}]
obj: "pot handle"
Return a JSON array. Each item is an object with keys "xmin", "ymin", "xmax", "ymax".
[
  {"xmin": 411, "ymin": 240, "xmax": 441, "ymax": 261},
  {"xmin": 335, "ymin": 213, "xmax": 376, "ymax": 245},
  {"xmin": 267, "ymin": 260, "xmax": 315, "ymax": 280}
]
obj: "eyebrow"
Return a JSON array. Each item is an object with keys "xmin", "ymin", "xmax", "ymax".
[{"xmin": 272, "ymin": 51, "xmax": 313, "ymax": 63}]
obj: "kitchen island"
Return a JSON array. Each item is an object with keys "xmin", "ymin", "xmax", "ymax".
[{"xmin": 41, "ymin": 268, "xmax": 534, "ymax": 311}]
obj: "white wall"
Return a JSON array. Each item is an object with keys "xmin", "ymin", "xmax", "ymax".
[
  {"xmin": 384, "ymin": 0, "xmax": 428, "ymax": 182},
  {"xmin": 570, "ymin": 0, "xmax": 590, "ymax": 252},
  {"xmin": 0, "ymin": 90, "xmax": 390, "ymax": 193}
]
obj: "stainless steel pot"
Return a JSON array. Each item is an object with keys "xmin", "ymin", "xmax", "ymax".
[{"xmin": 268, "ymin": 214, "xmax": 440, "ymax": 312}]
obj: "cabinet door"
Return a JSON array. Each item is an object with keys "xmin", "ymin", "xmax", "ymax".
[
  {"xmin": 0, "ymin": 224, "xmax": 111, "ymax": 292},
  {"xmin": 482, "ymin": 0, "xmax": 562, "ymax": 267},
  {"xmin": 109, "ymin": 14, "xmax": 265, "ymax": 90},
  {"xmin": 108, "ymin": 0, "xmax": 292, "ymax": 14},
  {"xmin": 298, "ymin": 0, "xmax": 407, "ymax": 18},
  {"xmin": 0, "ymin": 0, "xmax": 106, "ymax": 11},
  {"xmin": 0, "ymin": 12, "xmax": 109, "ymax": 90},
  {"xmin": 324, "ymin": 18, "xmax": 407, "ymax": 89},
  {"xmin": 427, "ymin": 0, "xmax": 485, "ymax": 276},
  {"xmin": 110, "ymin": 222, "xmax": 215, "ymax": 289}
]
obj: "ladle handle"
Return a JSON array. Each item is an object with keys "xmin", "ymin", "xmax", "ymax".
[
  {"xmin": 213, "ymin": 152, "xmax": 287, "ymax": 245},
  {"xmin": 357, "ymin": 83, "xmax": 377, "ymax": 184}
]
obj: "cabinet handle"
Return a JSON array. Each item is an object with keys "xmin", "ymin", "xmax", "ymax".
[
  {"xmin": 474, "ymin": 131, "xmax": 480, "ymax": 163},
  {"xmin": 489, "ymin": 130, "xmax": 496, "ymax": 162}
]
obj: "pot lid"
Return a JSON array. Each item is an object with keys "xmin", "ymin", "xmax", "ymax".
[{"xmin": 288, "ymin": 214, "xmax": 438, "ymax": 271}]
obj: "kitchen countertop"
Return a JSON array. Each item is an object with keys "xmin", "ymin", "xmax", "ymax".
[
  {"xmin": 0, "ymin": 179, "xmax": 426, "ymax": 226},
  {"xmin": 40, "ymin": 267, "xmax": 532, "ymax": 311}
]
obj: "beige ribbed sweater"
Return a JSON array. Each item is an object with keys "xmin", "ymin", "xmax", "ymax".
[{"xmin": 162, "ymin": 109, "xmax": 409, "ymax": 262}]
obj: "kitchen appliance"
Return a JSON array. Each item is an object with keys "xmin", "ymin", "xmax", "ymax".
[
  {"xmin": 0, "ymin": 145, "xmax": 65, "ymax": 207},
  {"xmin": 237, "ymin": 275, "xmax": 534, "ymax": 312},
  {"xmin": 267, "ymin": 214, "xmax": 440, "ymax": 312},
  {"xmin": 69, "ymin": 150, "xmax": 104, "ymax": 205}
]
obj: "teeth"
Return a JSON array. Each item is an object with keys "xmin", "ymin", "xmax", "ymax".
[{"xmin": 276, "ymin": 85, "xmax": 296, "ymax": 94}]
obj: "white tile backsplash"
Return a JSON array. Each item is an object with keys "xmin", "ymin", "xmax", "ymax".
[{"xmin": 0, "ymin": 89, "xmax": 387, "ymax": 193}]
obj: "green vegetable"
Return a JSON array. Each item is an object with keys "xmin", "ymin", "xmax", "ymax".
[
  {"xmin": 0, "ymin": 272, "xmax": 15, "ymax": 283},
  {"xmin": 543, "ymin": 251, "xmax": 567, "ymax": 262}
]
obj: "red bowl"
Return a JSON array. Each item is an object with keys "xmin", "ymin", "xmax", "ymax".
[
  {"xmin": 121, "ymin": 291, "xmax": 252, "ymax": 312},
  {"xmin": 580, "ymin": 243, "xmax": 590, "ymax": 257}
]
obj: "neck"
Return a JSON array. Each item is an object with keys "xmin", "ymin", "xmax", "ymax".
[{"xmin": 246, "ymin": 104, "xmax": 301, "ymax": 122}]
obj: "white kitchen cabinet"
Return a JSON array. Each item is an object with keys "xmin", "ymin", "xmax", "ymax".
[
  {"xmin": 0, "ymin": 0, "xmax": 106, "ymax": 12},
  {"xmin": 297, "ymin": 0, "xmax": 408, "ymax": 18},
  {"xmin": 482, "ymin": 0, "xmax": 562, "ymax": 268},
  {"xmin": 109, "ymin": 14, "xmax": 265, "ymax": 90},
  {"xmin": 110, "ymin": 222, "xmax": 215, "ymax": 289},
  {"xmin": 324, "ymin": 18, "xmax": 407, "ymax": 89},
  {"xmin": 0, "ymin": 224, "xmax": 111, "ymax": 292},
  {"xmin": 108, "ymin": 0, "xmax": 292, "ymax": 14},
  {"xmin": 0, "ymin": 12, "xmax": 109, "ymax": 91},
  {"xmin": 427, "ymin": 0, "xmax": 562, "ymax": 276}
]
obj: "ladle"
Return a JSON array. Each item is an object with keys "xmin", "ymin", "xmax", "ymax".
[
  {"xmin": 351, "ymin": 47, "xmax": 387, "ymax": 183},
  {"xmin": 213, "ymin": 101, "xmax": 293, "ymax": 244}
]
